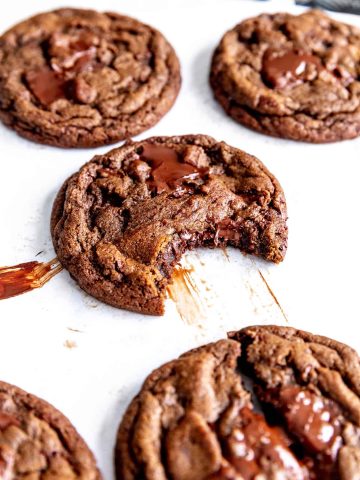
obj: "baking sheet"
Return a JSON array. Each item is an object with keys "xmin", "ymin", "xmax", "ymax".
[{"xmin": 1, "ymin": 0, "xmax": 360, "ymax": 478}]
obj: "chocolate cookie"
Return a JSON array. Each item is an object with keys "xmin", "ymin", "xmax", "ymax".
[
  {"xmin": 51, "ymin": 134, "xmax": 287, "ymax": 315},
  {"xmin": 0, "ymin": 8, "xmax": 180, "ymax": 147},
  {"xmin": 210, "ymin": 10, "xmax": 360, "ymax": 143},
  {"xmin": 115, "ymin": 325, "xmax": 360, "ymax": 479},
  {"xmin": 0, "ymin": 380, "xmax": 101, "ymax": 479}
]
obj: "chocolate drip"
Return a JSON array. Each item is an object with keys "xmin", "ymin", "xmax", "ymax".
[{"xmin": 0, "ymin": 258, "xmax": 62, "ymax": 300}]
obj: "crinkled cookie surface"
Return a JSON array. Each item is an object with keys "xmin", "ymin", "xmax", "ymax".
[
  {"xmin": 116, "ymin": 325, "xmax": 360, "ymax": 479},
  {"xmin": 210, "ymin": 10, "xmax": 360, "ymax": 142},
  {"xmin": 0, "ymin": 381, "xmax": 101, "ymax": 479},
  {"xmin": 0, "ymin": 8, "xmax": 180, "ymax": 147}
]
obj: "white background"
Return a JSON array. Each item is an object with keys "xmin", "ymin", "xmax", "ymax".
[{"xmin": 1, "ymin": 1, "xmax": 360, "ymax": 478}]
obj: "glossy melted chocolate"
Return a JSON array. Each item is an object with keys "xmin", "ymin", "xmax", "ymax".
[
  {"xmin": 49, "ymin": 31, "xmax": 96, "ymax": 73},
  {"xmin": 224, "ymin": 407, "xmax": 306, "ymax": 480},
  {"xmin": 209, "ymin": 406, "xmax": 306, "ymax": 480},
  {"xmin": 26, "ymin": 68, "xmax": 67, "ymax": 106},
  {"xmin": 26, "ymin": 31, "xmax": 97, "ymax": 106},
  {"xmin": 140, "ymin": 143, "xmax": 205, "ymax": 194},
  {"xmin": 262, "ymin": 49, "xmax": 321, "ymax": 89},
  {"xmin": 279, "ymin": 386, "xmax": 342, "ymax": 456},
  {"xmin": 0, "ymin": 258, "xmax": 62, "ymax": 300}
]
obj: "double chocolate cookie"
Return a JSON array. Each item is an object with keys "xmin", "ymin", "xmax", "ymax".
[
  {"xmin": 116, "ymin": 325, "xmax": 360, "ymax": 479},
  {"xmin": 0, "ymin": 380, "xmax": 101, "ymax": 479},
  {"xmin": 0, "ymin": 8, "xmax": 180, "ymax": 147},
  {"xmin": 51, "ymin": 135, "xmax": 287, "ymax": 315},
  {"xmin": 210, "ymin": 10, "xmax": 360, "ymax": 143}
]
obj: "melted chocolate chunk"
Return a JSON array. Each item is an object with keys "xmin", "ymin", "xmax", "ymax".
[
  {"xmin": 26, "ymin": 68, "xmax": 67, "ymax": 106},
  {"xmin": 278, "ymin": 386, "xmax": 343, "ymax": 457},
  {"xmin": 140, "ymin": 143, "xmax": 206, "ymax": 194},
  {"xmin": 49, "ymin": 31, "xmax": 97, "ymax": 73},
  {"xmin": 223, "ymin": 407, "xmax": 306, "ymax": 480},
  {"xmin": 262, "ymin": 49, "xmax": 321, "ymax": 89},
  {"xmin": 25, "ymin": 30, "xmax": 99, "ymax": 107}
]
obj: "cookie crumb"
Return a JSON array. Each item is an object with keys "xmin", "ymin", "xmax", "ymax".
[{"xmin": 64, "ymin": 339, "xmax": 77, "ymax": 349}]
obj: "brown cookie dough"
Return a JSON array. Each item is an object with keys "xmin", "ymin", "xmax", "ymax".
[
  {"xmin": 0, "ymin": 8, "xmax": 180, "ymax": 147},
  {"xmin": 210, "ymin": 10, "xmax": 360, "ymax": 143},
  {"xmin": 0, "ymin": 380, "xmax": 101, "ymax": 479},
  {"xmin": 51, "ymin": 134, "xmax": 287, "ymax": 315},
  {"xmin": 115, "ymin": 325, "xmax": 360, "ymax": 480}
]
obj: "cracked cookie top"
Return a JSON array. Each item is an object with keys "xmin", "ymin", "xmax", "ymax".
[
  {"xmin": 0, "ymin": 8, "xmax": 180, "ymax": 147},
  {"xmin": 210, "ymin": 10, "xmax": 360, "ymax": 142},
  {"xmin": 116, "ymin": 325, "xmax": 360, "ymax": 479},
  {"xmin": 0, "ymin": 381, "xmax": 101, "ymax": 479},
  {"xmin": 51, "ymin": 134, "xmax": 287, "ymax": 315}
]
